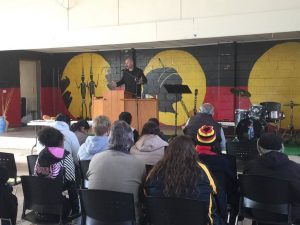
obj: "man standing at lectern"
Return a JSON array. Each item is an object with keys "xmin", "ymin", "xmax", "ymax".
[{"xmin": 111, "ymin": 56, "xmax": 147, "ymax": 98}]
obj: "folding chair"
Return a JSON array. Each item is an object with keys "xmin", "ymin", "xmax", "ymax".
[
  {"xmin": 78, "ymin": 160, "xmax": 90, "ymax": 188},
  {"xmin": 26, "ymin": 155, "xmax": 38, "ymax": 176},
  {"xmin": 145, "ymin": 196, "xmax": 208, "ymax": 225},
  {"xmin": 21, "ymin": 176, "xmax": 65, "ymax": 225},
  {"xmin": 0, "ymin": 152, "xmax": 21, "ymax": 186},
  {"xmin": 79, "ymin": 189, "xmax": 136, "ymax": 225},
  {"xmin": 226, "ymin": 141, "xmax": 258, "ymax": 172},
  {"xmin": 237, "ymin": 174, "xmax": 292, "ymax": 225}
]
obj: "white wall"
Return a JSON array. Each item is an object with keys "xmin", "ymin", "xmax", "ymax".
[{"xmin": 0, "ymin": 0, "xmax": 300, "ymax": 50}]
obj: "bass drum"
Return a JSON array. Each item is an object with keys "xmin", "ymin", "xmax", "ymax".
[{"xmin": 236, "ymin": 118, "xmax": 264, "ymax": 141}]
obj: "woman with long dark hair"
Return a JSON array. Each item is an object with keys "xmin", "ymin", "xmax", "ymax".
[{"xmin": 144, "ymin": 135, "xmax": 226, "ymax": 225}]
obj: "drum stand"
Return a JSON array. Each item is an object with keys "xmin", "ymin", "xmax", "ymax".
[
  {"xmin": 273, "ymin": 120, "xmax": 280, "ymax": 134},
  {"xmin": 282, "ymin": 102, "xmax": 298, "ymax": 144}
]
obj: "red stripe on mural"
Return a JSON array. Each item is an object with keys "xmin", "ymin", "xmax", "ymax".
[
  {"xmin": 40, "ymin": 87, "xmax": 73, "ymax": 119},
  {"xmin": 204, "ymin": 86, "xmax": 251, "ymax": 121},
  {"xmin": 0, "ymin": 88, "xmax": 21, "ymax": 127}
]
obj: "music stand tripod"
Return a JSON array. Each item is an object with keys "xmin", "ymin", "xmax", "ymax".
[
  {"xmin": 282, "ymin": 100, "xmax": 299, "ymax": 145},
  {"xmin": 164, "ymin": 84, "xmax": 192, "ymax": 136}
]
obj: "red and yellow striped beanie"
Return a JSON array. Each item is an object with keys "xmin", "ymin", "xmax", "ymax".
[{"xmin": 197, "ymin": 125, "xmax": 216, "ymax": 144}]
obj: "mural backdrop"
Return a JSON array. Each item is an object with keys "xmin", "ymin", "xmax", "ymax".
[{"xmin": 0, "ymin": 41, "xmax": 300, "ymax": 129}]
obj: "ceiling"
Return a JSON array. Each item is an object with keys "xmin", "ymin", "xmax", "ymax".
[{"xmin": 31, "ymin": 31, "xmax": 300, "ymax": 53}]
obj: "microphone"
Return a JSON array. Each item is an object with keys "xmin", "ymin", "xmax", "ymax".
[
  {"xmin": 158, "ymin": 58, "xmax": 164, "ymax": 67},
  {"xmin": 121, "ymin": 68, "xmax": 126, "ymax": 71}
]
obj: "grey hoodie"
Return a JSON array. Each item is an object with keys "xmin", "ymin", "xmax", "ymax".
[
  {"xmin": 77, "ymin": 136, "xmax": 109, "ymax": 160},
  {"xmin": 52, "ymin": 121, "xmax": 80, "ymax": 165},
  {"xmin": 130, "ymin": 134, "xmax": 168, "ymax": 165}
]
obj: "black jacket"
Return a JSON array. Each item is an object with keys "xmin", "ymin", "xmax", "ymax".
[
  {"xmin": 116, "ymin": 67, "xmax": 147, "ymax": 97},
  {"xmin": 244, "ymin": 151, "xmax": 300, "ymax": 202}
]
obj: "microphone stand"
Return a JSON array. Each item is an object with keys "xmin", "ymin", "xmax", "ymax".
[{"xmin": 121, "ymin": 69, "xmax": 143, "ymax": 132}]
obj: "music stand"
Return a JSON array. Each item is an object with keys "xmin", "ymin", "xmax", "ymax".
[{"xmin": 164, "ymin": 84, "xmax": 192, "ymax": 136}]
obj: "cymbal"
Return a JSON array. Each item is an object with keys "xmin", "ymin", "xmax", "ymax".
[
  {"xmin": 283, "ymin": 101, "xmax": 300, "ymax": 107},
  {"xmin": 230, "ymin": 88, "xmax": 251, "ymax": 97}
]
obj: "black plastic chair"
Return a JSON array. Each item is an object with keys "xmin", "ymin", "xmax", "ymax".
[
  {"xmin": 226, "ymin": 141, "xmax": 258, "ymax": 172},
  {"xmin": 237, "ymin": 174, "xmax": 292, "ymax": 225},
  {"xmin": 26, "ymin": 155, "xmax": 38, "ymax": 176},
  {"xmin": 21, "ymin": 175, "xmax": 64, "ymax": 225},
  {"xmin": 0, "ymin": 190, "xmax": 17, "ymax": 225},
  {"xmin": 145, "ymin": 196, "xmax": 208, "ymax": 225},
  {"xmin": 79, "ymin": 160, "xmax": 91, "ymax": 188},
  {"xmin": 0, "ymin": 152, "xmax": 21, "ymax": 185},
  {"xmin": 79, "ymin": 189, "xmax": 136, "ymax": 225},
  {"xmin": 0, "ymin": 218, "xmax": 12, "ymax": 225}
]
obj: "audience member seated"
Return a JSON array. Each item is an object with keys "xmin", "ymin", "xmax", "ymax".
[
  {"xmin": 144, "ymin": 135, "xmax": 227, "ymax": 225},
  {"xmin": 70, "ymin": 119, "xmax": 90, "ymax": 145},
  {"xmin": 53, "ymin": 113, "xmax": 80, "ymax": 165},
  {"xmin": 130, "ymin": 121, "xmax": 168, "ymax": 165},
  {"xmin": 183, "ymin": 103, "xmax": 226, "ymax": 152},
  {"xmin": 195, "ymin": 125, "xmax": 238, "ymax": 221},
  {"xmin": 87, "ymin": 120, "xmax": 146, "ymax": 224},
  {"xmin": 0, "ymin": 166, "xmax": 18, "ymax": 225},
  {"xmin": 34, "ymin": 127, "xmax": 79, "ymax": 217},
  {"xmin": 244, "ymin": 133, "xmax": 300, "ymax": 202},
  {"xmin": 77, "ymin": 116, "xmax": 111, "ymax": 160},
  {"xmin": 119, "ymin": 111, "xmax": 139, "ymax": 143},
  {"xmin": 148, "ymin": 117, "xmax": 168, "ymax": 142}
]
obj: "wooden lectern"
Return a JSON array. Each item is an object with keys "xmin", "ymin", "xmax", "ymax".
[{"xmin": 92, "ymin": 90, "xmax": 158, "ymax": 132}]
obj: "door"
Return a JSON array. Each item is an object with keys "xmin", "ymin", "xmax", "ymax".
[{"xmin": 19, "ymin": 60, "xmax": 40, "ymax": 120}]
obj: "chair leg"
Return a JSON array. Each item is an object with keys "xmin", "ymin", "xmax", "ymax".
[
  {"xmin": 0, "ymin": 218, "xmax": 12, "ymax": 225},
  {"xmin": 13, "ymin": 185, "xmax": 18, "ymax": 196},
  {"xmin": 227, "ymin": 211, "xmax": 231, "ymax": 223},
  {"xmin": 81, "ymin": 215, "xmax": 86, "ymax": 225},
  {"xmin": 234, "ymin": 215, "xmax": 239, "ymax": 225}
]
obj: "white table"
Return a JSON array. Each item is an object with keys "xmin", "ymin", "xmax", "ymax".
[
  {"xmin": 27, "ymin": 120, "xmax": 56, "ymax": 153},
  {"xmin": 27, "ymin": 120, "xmax": 92, "ymax": 154}
]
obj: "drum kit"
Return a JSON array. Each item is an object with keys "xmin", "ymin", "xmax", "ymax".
[{"xmin": 230, "ymin": 88, "xmax": 299, "ymax": 142}]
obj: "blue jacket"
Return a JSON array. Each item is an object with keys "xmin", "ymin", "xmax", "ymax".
[{"xmin": 77, "ymin": 136, "xmax": 109, "ymax": 160}]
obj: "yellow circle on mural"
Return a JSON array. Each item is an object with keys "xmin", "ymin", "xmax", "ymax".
[
  {"xmin": 62, "ymin": 53, "xmax": 110, "ymax": 118},
  {"xmin": 144, "ymin": 50, "xmax": 206, "ymax": 126},
  {"xmin": 248, "ymin": 42, "xmax": 300, "ymax": 129}
]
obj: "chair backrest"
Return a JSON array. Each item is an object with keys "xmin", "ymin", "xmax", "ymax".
[
  {"xmin": 79, "ymin": 189, "xmax": 135, "ymax": 225},
  {"xmin": 26, "ymin": 155, "xmax": 38, "ymax": 176},
  {"xmin": 226, "ymin": 141, "xmax": 258, "ymax": 172},
  {"xmin": 0, "ymin": 218, "xmax": 12, "ymax": 225},
  {"xmin": 226, "ymin": 141, "xmax": 258, "ymax": 161},
  {"xmin": 238, "ymin": 174, "xmax": 290, "ymax": 223},
  {"xmin": 79, "ymin": 160, "xmax": 91, "ymax": 181},
  {"xmin": 145, "ymin": 196, "xmax": 208, "ymax": 225},
  {"xmin": 21, "ymin": 176, "xmax": 63, "ymax": 217},
  {"xmin": 0, "ymin": 152, "xmax": 17, "ymax": 181}
]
